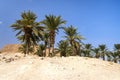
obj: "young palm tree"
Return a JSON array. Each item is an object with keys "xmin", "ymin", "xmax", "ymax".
[
  {"xmin": 41, "ymin": 15, "xmax": 66, "ymax": 55},
  {"xmin": 63, "ymin": 25, "xmax": 84, "ymax": 56},
  {"xmin": 18, "ymin": 44, "xmax": 34, "ymax": 54},
  {"xmin": 93, "ymin": 48, "xmax": 100, "ymax": 58},
  {"xmin": 56, "ymin": 40, "xmax": 72, "ymax": 57},
  {"xmin": 37, "ymin": 44, "xmax": 46, "ymax": 57},
  {"xmin": 99, "ymin": 44, "xmax": 107, "ymax": 60},
  {"xmin": 114, "ymin": 44, "xmax": 120, "ymax": 57},
  {"xmin": 114, "ymin": 44, "xmax": 120, "ymax": 63},
  {"xmin": 106, "ymin": 51, "xmax": 112, "ymax": 61},
  {"xmin": 83, "ymin": 44, "xmax": 92, "ymax": 57},
  {"xmin": 114, "ymin": 44, "xmax": 120, "ymax": 50},
  {"xmin": 108, "ymin": 51, "xmax": 118, "ymax": 63},
  {"xmin": 11, "ymin": 11, "xmax": 43, "ymax": 56}
]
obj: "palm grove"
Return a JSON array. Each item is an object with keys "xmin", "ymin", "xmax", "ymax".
[{"xmin": 11, "ymin": 11, "xmax": 120, "ymax": 63}]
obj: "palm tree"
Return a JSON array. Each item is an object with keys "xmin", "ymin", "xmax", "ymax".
[
  {"xmin": 107, "ymin": 51, "xmax": 118, "ymax": 63},
  {"xmin": 56, "ymin": 40, "xmax": 72, "ymax": 57},
  {"xmin": 73, "ymin": 41, "xmax": 81, "ymax": 56},
  {"xmin": 11, "ymin": 11, "xmax": 43, "ymax": 56},
  {"xmin": 99, "ymin": 44, "xmax": 107, "ymax": 60},
  {"xmin": 83, "ymin": 44, "xmax": 92, "ymax": 57},
  {"xmin": 93, "ymin": 48, "xmax": 100, "ymax": 58},
  {"xmin": 106, "ymin": 51, "xmax": 112, "ymax": 61},
  {"xmin": 36, "ymin": 44, "xmax": 46, "ymax": 57},
  {"xmin": 41, "ymin": 15, "xmax": 66, "ymax": 55},
  {"xmin": 63, "ymin": 25, "xmax": 84, "ymax": 56},
  {"xmin": 18, "ymin": 44, "xmax": 34, "ymax": 54},
  {"xmin": 114, "ymin": 44, "xmax": 120, "ymax": 63},
  {"xmin": 114, "ymin": 44, "xmax": 120, "ymax": 57},
  {"xmin": 114, "ymin": 44, "xmax": 120, "ymax": 50}
]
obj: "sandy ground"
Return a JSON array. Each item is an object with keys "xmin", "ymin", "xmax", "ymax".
[{"xmin": 0, "ymin": 53, "xmax": 120, "ymax": 80}]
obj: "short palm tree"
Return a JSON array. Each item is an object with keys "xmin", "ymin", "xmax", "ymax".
[
  {"xmin": 83, "ymin": 44, "xmax": 92, "ymax": 57},
  {"xmin": 11, "ymin": 11, "xmax": 43, "ymax": 56},
  {"xmin": 41, "ymin": 15, "xmax": 66, "ymax": 55},
  {"xmin": 106, "ymin": 51, "xmax": 112, "ymax": 61},
  {"xmin": 93, "ymin": 48, "xmax": 100, "ymax": 58},
  {"xmin": 99, "ymin": 44, "xmax": 107, "ymax": 60},
  {"xmin": 108, "ymin": 51, "xmax": 118, "ymax": 63},
  {"xmin": 114, "ymin": 44, "xmax": 120, "ymax": 63},
  {"xmin": 18, "ymin": 44, "xmax": 34, "ymax": 54},
  {"xmin": 36, "ymin": 44, "xmax": 46, "ymax": 57},
  {"xmin": 114, "ymin": 44, "xmax": 120, "ymax": 50},
  {"xmin": 63, "ymin": 25, "xmax": 84, "ymax": 55},
  {"xmin": 114, "ymin": 44, "xmax": 120, "ymax": 57},
  {"xmin": 56, "ymin": 40, "xmax": 72, "ymax": 57}
]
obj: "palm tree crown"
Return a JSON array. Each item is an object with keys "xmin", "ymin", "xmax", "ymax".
[
  {"xmin": 63, "ymin": 25, "xmax": 84, "ymax": 55},
  {"xmin": 41, "ymin": 14, "xmax": 66, "ymax": 54},
  {"xmin": 99, "ymin": 44, "xmax": 107, "ymax": 60},
  {"xmin": 11, "ymin": 11, "xmax": 43, "ymax": 56}
]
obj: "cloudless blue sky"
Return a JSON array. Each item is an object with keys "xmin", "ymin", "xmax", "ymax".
[{"xmin": 0, "ymin": 0, "xmax": 120, "ymax": 50}]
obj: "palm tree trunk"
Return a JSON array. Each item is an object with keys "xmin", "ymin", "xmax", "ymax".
[
  {"xmin": 95, "ymin": 53, "xmax": 99, "ymax": 58},
  {"xmin": 25, "ymin": 44, "xmax": 29, "ymax": 57},
  {"xmin": 72, "ymin": 46, "xmax": 76, "ymax": 56},
  {"xmin": 48, "ymin": 44, "xmax": 51, "ymax": 56},
  {"xmin": 79, "ymin": 49, "xmax": 81, "ymax": 56},
  {"xmin": 103, "ymin": 53, "xmax": 105, "ymax": 60},
  {"xmin": 44, "ymin": 42, "xmax": 47, "ymax": 57},
  {"xmin": 51, "ymin": 44, "xmax": 54, "ymax": 53},
  {"xmin": 49, "ymin": 31, "xmax": 55, "ymax": 56},
  {"xmin": 45, "ymin": 47, "xmax": 47, "ymax": 57},
  {"xmin": 114, "ymin": 59, "xmax": 117, "ymax": 63},
  {"xmin": 70, "ymin": 41, "xmax": 76, "ymax": 56},
  {"xmin": 49, "ymin": 44, "xmax": 54, "ymax": 56}
]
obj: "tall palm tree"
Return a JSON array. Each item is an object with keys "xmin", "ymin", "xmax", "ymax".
[
  {"xmin": 41, "ymin": 15, "xmax": 66, "ymax": 55},
  {"xmin": 63, "ymin": 25, "xmax": 84, "ymax": 56},
  {"xmin": 11, "ymin": 11, "xmax": 43, "ymax": 56},
  {"xmin": 99, "ymin": 44, "xmax": 107, "ymax": 60}
]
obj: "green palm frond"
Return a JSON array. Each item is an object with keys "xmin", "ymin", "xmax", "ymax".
[
  {"xmin": 114, "ymin": 44, "xmax": 120, "ymax": 51},
  {"xmin": 11, "ymin": 11, "xmax": 43, "ymax": 55},
  {"xmin": 41, "ymin": 14, "xmax": 66, "ymax": 31}
]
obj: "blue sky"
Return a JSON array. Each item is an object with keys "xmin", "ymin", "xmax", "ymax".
[{"xmin": 0, "ymin": 0, "xmax": 120, "ymax": 50}]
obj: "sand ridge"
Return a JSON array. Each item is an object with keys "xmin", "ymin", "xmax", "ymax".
[{"xmin": 0, "ymin": 53, "xmax": 120, "ymax": 80}]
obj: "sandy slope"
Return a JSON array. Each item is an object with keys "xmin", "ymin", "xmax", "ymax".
[{"xmin": 0, "ymin": 54, "xmax": 120, "ymax": 80}]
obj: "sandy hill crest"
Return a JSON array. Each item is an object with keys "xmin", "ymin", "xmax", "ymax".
[
  {"xmin": 0, "ymin": 53, "xmax": 120, "ymax": 80},
  {"xmin": 0, "ymin": 44, "xmax": 21, "ymax": 53}
]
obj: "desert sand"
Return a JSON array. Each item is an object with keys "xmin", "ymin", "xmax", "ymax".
[{"xmin": 0, "ymin": 53, "xmax": 120, "ymax": 80}]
